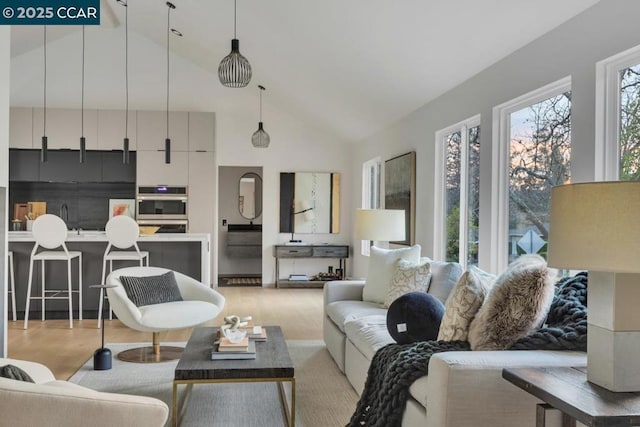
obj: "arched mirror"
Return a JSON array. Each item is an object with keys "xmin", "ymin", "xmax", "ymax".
[{"xmin": 239, "ymin": 172, "xmax": 263, "ymax": 219}]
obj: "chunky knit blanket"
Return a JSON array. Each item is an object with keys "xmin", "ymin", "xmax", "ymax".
[{"xmin": 347, "ymin": 272, "xmax": 588, "ymax": 427}]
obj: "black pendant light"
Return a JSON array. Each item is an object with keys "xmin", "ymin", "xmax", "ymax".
[
  {"xmin": 164, "ymin": 2, "xmax": 181, "ymax": 164},
  {"xmin": 120, "ymin": 0, "xmax": 130, "ymax": 164},
  {"xmin": 218, "ymin": 0, "xmax": 251, "ymax": 88},
  {"xmin": 79, "ymin": 25, "xmax": 86, "ymax": 163},
  {"xmin": 41, "ymin": 26, "xmax": 48, "ymax": 163},
  {"xmin": 251, "ymin": 85, "xmax": 270, "ymax": 148}
]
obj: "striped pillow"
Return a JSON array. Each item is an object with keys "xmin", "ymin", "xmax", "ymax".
[{"xmin": 119, "ymin": 271, "xmax": 183, "ymax": 307}]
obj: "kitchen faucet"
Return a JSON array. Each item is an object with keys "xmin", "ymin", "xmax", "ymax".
[{"xmin": 60, "ymin": 203, "xmax": 69, "ymax": 226}]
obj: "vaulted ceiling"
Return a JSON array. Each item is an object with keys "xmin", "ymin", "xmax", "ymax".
[{"xmin": 9, "ymin": 0, "xmax": 600, "ymax": 142}]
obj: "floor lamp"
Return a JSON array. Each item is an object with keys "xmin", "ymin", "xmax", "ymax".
[
  {"xmin": 548, "ymin": 181, "xmax": 640, "ymax": 392},
  {"xmin": 355, "ymin": 209, "xmax": 405, "ymax": 248}
]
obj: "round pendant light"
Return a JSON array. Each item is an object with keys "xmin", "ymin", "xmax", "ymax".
[
  {"xmin": 218, "ymin": 0, "xmax": 251, "ymax": 88},
  {"xmin": 252, "ymin": 85, "xmax": 270, "ymax": 148}
]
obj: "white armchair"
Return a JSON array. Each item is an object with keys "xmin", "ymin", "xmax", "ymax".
[
  {"xmin": 106, "ymin": 266, "xmax": 225, "ymax": 362},
  {"xmin": 0, "ymin": 357, "xmax": 169, "ymax": 427}
]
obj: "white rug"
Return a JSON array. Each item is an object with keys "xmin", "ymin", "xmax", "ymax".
[{"xmin": 70, "ymin": 340, "xmax": 358, "ymax": 427}]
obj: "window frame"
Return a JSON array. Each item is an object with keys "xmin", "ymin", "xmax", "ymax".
[
  {"xmin": 433, "ymin": 114, "xmax": 480, "ymax": 268},
  {"xmin": 361, "ymin": 156, "xmax": 381, "ymax": 256},
  {"xmin": 491, "ymin": 76, "xmax": 572, "ymax": 273}
]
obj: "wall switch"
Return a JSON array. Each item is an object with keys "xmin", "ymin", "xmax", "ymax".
[{"xmin": 222, "ymin": 219, "xmax": 227, "ymax": 226}]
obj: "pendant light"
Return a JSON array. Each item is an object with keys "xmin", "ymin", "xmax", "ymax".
[
  {"xmin": 119, "ymin": 0, "xmax": 130, "ymax": 164},
  {"xmin": 164, "ymin": 2, "xmax": 181, "ymax": 164},
  {"xmin": 251, "ymin": 85, "xmax": 270, "ymax": 148},
  {"xmin": 79, "ymin": 25, "xmax": 86, "ymax": 163},
  {"xmin": 218, "ymin": 0, "xmax": 251, "ymax": 88},
  {"xmin": 41, "ymin": 26, "xmax": 48, "ymax": 163}
]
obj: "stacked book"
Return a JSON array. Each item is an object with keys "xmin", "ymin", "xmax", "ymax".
[
  {"xmin": 289, "ymin": 274, "xmax": 309, "ymax": 281},
  {"xmin": 243, "ymin": 326, "xmax": 268, "ymax": 342},
  {"xmin": 211, "ymin": 336, "xmax": 257, "ymax": 360}
]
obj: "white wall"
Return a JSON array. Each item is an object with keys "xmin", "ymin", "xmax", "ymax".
[
  {"xmin": 350, "ymin": 0, "xmax": 640, "ymax": 277},
  {"xmin": 1, "ymin": 26, "xmax": 10, "ymax": 357}
]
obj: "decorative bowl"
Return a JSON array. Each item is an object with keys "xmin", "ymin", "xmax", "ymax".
[{"xmin": 138, "ymin": 226, "xmax": 160, "ymax": 235}]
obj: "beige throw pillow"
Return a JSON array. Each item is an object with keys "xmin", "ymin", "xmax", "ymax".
[
  {"xmin": 363, "ymin": 245, "xmax": 421, "ymax": 305},
  {"xmin": 468, "ymin": 254, "xmax": 555, "ymax": 350},
  {"xmin": 383, "ymin": 258, "xmax": 432, "ymax": 308},
  {"xmin": 437, "ymin": 266, "xmax": 495, "ymax": 341}
]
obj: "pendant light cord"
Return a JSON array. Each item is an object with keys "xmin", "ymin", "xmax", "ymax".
[
  {"xmin": 43, "ymin": 26, "xmax": 47, "ymax": 135},
  {"xmin": 81, "ymin": 25, "xmax": 85, "ymax": 137},
  {"xmin": 125, "ymin": 2, "xmax": 128, "ymax": 138},
  {"xmin": 259, "ymin": 88, "xmax": 263, "ymax": 121},
  {"xmin": 234, "ymin": 0, "xmax": 237, "ymax": 38},
  {"xmin": 166, "ymin": 4, "xmax": 170, "ymax": 139}
]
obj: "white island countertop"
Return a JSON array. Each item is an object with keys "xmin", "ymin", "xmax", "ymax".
[{"xmin": 8, "ymin": 231, "xmax": 211, "ymax": 285}]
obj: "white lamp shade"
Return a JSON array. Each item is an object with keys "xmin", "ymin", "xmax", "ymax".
[
  {"xmin": 355, "ymin": 209, "xmax": 405, "ymax": 242},
  {"xmin": 548, "ymin": 181, "xmax": 640, "ymax": 273}
]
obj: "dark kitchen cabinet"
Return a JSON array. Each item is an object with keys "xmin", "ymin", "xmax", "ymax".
[
  {"xmin": 39, "ymin": 150, "xmax": 102, "ymax": 182},
  {"xmin": 101, "ymin": 151, "xmax": 136, "ymax": 183},
  {"xmin": 9, "ymin": 149, "xmax": 40, "ymax": 181}
]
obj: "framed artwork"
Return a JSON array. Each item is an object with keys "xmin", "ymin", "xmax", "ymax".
[
  {"xmin": 108, "ymin": 199, "xmax": 136, "ymax": 219},
  {"xmin": 385, "ymin": 151, "xmax": 416, "ymax": 246}
]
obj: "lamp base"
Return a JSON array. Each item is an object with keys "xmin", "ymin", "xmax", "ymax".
[{"xmin": 93, "ymin": 347, "xmax": 112, "ymax": 371}]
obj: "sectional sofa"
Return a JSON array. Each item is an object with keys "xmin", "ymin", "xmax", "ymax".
[{"xmin": 323, "ymin": 259, "xmax": 587, "ymax": 427}]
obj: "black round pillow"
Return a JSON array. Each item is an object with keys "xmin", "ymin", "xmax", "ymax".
[{"xmin": 386, "ymin": 292, "xmax": 445, "ymax": 344}]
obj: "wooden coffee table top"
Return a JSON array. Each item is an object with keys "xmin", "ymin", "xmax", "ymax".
[{"xmin": 175, "ymin": 326, "xmax": 294, "ymax": 381}]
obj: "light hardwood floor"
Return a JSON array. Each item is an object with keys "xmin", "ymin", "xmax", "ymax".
[{"xmin": 7, "ymin": 287, "xmax": 324, "ymax": 380}]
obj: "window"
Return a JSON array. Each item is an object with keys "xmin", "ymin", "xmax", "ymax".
[
  {"xmin": 361, "ymin": 157, "xmax": 381, "ymax": 256},
  {"xmin": 596, "ymin": 44, "xmax": 640, "ymax": 181},
  {"xmin": 492, "ymin": 77, "xmax": 571, "ymax": 272},
  {"xmin": 434, "ymin": 116, "xmax": 480, "ymax": 268}
]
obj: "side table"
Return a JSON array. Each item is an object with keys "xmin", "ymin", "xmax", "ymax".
[{"xmin": 503, "ymin": 366, "xmax": 640, "ymax": 427}]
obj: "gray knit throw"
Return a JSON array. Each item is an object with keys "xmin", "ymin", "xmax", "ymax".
[{"xmin": 348, "ymin": 272, "xmax": 588, "ymax": 427}]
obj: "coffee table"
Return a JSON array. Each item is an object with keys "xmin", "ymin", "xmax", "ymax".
[{"xmin": 172, "ymin": 326, "xmax": 295, "ymax": 427}]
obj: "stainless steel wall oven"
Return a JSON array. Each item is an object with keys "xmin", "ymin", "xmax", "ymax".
[{"xmin": 136, "ymin": 185, "xmax": 188, "ymax": 232}]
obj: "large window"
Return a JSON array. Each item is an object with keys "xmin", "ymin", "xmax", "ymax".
[
  {"xmin": 492, "ymin": 77, "xmax": 571, "ymax": 272},
  {"xmin": 361, "ymin": 157, "xmax": 381, "ymax": 256},
  {"xmin": 434, "ymin": 116, "xmax": 480, "ymax": 268},
  {"xmin": 619, "ymin": 63, "xmax": 640, "ymax": 180}
]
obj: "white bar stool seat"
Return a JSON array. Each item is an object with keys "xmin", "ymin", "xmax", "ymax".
[
  {"xmin": 23, "ymin": 214, "xmax": 83, "ymax": 329},
  {"xmin": 8, "ymin": 251, "xmax": 16, "ymax": 321},
  {"xmin": 98, "ymin": 215, "xmax": 149, "ymax": 328}
]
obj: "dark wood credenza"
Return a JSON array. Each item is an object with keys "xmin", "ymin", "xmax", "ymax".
[{"xmin": 273, "ymin": 244, "xmax": 349, "ymax": 288}]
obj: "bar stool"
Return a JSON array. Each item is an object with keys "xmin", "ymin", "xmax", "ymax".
[
  {"xmin": 97, "ymin": 215, "xmax": 149, "ymax": 328},
  {"xmin": 8, "ymin": 251, "xmax": 16, "ymax": 321},
  {"xmin": 23, "ymin": 214, "xmax": 83, "ymax": 329}
]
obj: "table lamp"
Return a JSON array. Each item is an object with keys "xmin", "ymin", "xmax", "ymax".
[
  {"xmin": 289, "ymin": 200, "xmax": 315, "ymax": 243},
  {"xmin": 548, "ymin": 181, "xmax": 640, "ymax": 392},
  {"xmin": 355, "ymin": 209, "xmax": 405, "ymax": 247}
]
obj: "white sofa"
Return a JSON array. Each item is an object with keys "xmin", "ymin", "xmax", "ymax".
[
  {"xmin": 323, "ymin": 263, "xmax": 587, "ymax": 427},
  {"xmin": 0, "ymin": 357, "xmax": 169, "ymax": 427}
]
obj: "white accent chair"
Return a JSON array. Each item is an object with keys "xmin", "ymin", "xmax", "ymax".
[
  {"xmin": 7, "ymin": 251, "xmax": 16, "ymax": 321},
  {"xmin": 97, "ymin": 215, "xmax": 149, "ymax": 328},
  {"xmin": 106, "ymin": 266, "xmax": 225, "ymax": 362},
  {"xmin": 0, "ymin": 357, "xmax": 168, "ymax": 426},
  {"xmin": 24, "ymin": 214, "xmax": 82, "ymax": 329}
]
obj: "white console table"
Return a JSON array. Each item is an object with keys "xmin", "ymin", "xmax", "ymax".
[{"xmin": 273, "ymin": 244, "xmax": 349, "ymax": 288}]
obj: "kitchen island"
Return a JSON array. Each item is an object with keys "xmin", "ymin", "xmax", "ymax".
[{"xmin": 8, "ymin": 231, "xmax": 210, "ymax": 320}]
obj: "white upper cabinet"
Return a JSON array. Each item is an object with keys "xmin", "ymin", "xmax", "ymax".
[
  {"xmin": 136, "ymin": 150, "xmax": 189, "ymax": 185},
  {"xmin": 188, "ymin": 150, "xmax": 215, "ymax": 232},
  {"xmin": 137, "ymin": 110, "xmax": 188, "ymax": 151},
  {"xmin": 33, "ymin": 108, "xmax": 98, "ymax": 149},
  {"xmin": 188, "ymin": 112, "xmax": 215, "ymax": 152},
  {"xmin": 9, "ymin": 107, "xmax": 33, "ymax": 148},
  {"xmin": 97, "ymin": 110, "xmax": 137, "ymax": 150}
]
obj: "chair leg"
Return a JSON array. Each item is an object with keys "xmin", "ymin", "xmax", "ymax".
[
  {"xmin": 153, "ymin": 332, "xmax": 160, "ymax": 356},
  {"xmin": 9, "ymin": 253, "xmax": 16, "ymax": 321},
  {"xmin": 41, "ymin": 260, "xmax": 45, "ymax": 322},
  {"xmin": 23, "ymin": 257, "xmax": 35, "ymax": 330},
  {"xmin": 78, "ymin": 254, "xmax": 82, "ymax": 321},
  {"xmin": 67, "ymin": 258, "xmax": 73, "ymax": 329}
]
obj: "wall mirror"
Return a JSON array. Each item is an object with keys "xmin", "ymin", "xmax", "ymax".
[
  {"xmin": 239, "ymin": 172, "xmax": 263, "ymax": 220},
  {"xmin": 279, "ymin": 172, "xmax": 340, "ymax": 234}
]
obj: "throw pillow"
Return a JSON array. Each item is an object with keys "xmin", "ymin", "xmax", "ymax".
[
  {"xmin": 437, "ymin": 266, "xmax": 495, "ymax": 341},
  {"xmin": 386, "ymin": 292, "xmax": 445, "ymax": 344},
  {"xmin": 468, "ymin": 254, "xmax": 555, "ymax": 350},
  {"xmin": 363, "ymin": 245, "xmax": 421, "ymax": 305},
  {"xmin": 0, "ymin": 364, "xmax": 35, "ymax": 382},
  {"xmin": 383, "ymin": 258, "xmax": 432, "ymax": 308},
  {"xmin": 119, "ymin": 271, "xmax": 184, "ymax": 307},
  {"xmin": 426, "ymin": 261, "xmax": 465, "ymax": 305}
]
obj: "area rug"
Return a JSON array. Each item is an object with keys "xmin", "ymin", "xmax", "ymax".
[{"xmin": 69, "ymin": 340, "xmax": 357, "ymax": 427}]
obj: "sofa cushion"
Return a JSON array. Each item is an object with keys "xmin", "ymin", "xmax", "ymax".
[
  {"xmin": 427, "ymin": 261, "xmax": 464, "ymax": 304},
  {"xmin": 344, "ymin": 315, "xmax": 394, "ymax": 360},
  {"xmin": 384, "ymin": 258, "xmax": 432, "ymax": 308},
  {"xmin": 363, "ymin": 245, "xmax": 421, "ymax": 304},
  {"xmin": 326, "ymin": 301, "xmax": 386, "ymax": 332},
  {"xmin": 119, "ymin": 271, "xmax": 183, "ymax": 307},
  {"xmin": 437, "ymin": 266, "xmax": 495, "ymax": 341},
  {"xmin": 408, "ymin": 375, "xmax": 429, "ymax": 407},
  {"xmin": 469, "ymin": 254, "xmax": 555, "ymax": 350},
  {"xmin": 387, "ymin": 292, "xmax": 444, "ymax": 344}
]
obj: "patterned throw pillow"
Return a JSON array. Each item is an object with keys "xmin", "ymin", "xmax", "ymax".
[
  {"xmin": 363, "ymin": 245, "xmax": 421, "ymax": 304},
  {"xmin": 468, "ymin": 254, "xmax": 555, "ymax": 350},
  {"xmin": 119, "ymin": 271, "xmax": 184, "ymax": 307},
  {"xmin": 384, "ymin": 259, "xmax": 432, "ymax": 308},
  {"xmin": 437, "ymin": 266, "xmax": 495, "ymax": 341}
]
